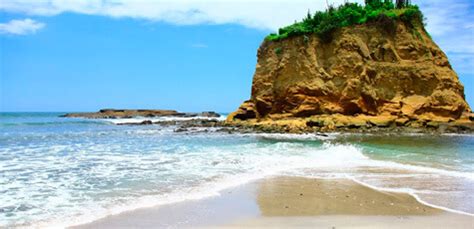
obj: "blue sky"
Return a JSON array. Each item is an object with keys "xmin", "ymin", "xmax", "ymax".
[{"xmin": 0, "ymin": 0, "xmax": 473, "ymax": 112}]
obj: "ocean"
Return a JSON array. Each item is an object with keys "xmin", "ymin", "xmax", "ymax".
[{"xmin": 1, "ymin": 112, "xmax": 473, "ymax": 227}]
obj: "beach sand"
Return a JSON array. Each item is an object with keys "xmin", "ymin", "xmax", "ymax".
[{"xmin": 73, "ymin": 176, "xmax": 473, "ymax": 228}]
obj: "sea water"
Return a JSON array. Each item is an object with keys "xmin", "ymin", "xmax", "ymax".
[{"xmin": 1, "ymin": 112, "xmax": 473, "ymax": 227}]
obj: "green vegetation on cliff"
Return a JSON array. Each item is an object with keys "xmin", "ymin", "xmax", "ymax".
[{"xmin": 266, "ymin": 0, "xmax": 423, "ymax": 42}]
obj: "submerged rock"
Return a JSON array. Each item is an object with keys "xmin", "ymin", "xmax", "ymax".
[
  {"xmin": 117, "ymin": 120, "xmax": 153, "ymax": 126},
  {"xmin": 200, "ymin": 111, "xmax": 221, "ymax": 118}
]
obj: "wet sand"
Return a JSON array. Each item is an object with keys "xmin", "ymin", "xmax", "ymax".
[
  {"xmin": 256, "ymin": 177, "xmax": 443, "ymax": 216},
  {"xmin": 73, "ymin": 176, "xmax": 473, "ymax": 228}
]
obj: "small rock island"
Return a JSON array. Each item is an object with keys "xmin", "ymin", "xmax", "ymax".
[
  {"xmin": 61, "ymin": 109, "xmax": 220, "ymax": 119},
  {"xmin": 227, "ymin": 2, "xmax": 473, "ymax": 133}
]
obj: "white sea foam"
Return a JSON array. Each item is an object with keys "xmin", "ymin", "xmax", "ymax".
[
  {"xmin": 245, "ymin": 132, "xmax": 339, "ymax": 141},
  {"xmin": 25, "ymin": 142, "xmax": 368, "ymax": 228},
  {"xmin": 348, "ymin": 178, "xmax": 474, "ymax": 216},
  {"xmin": 34, "ymin": 142, "xmax": 474, "ymax": 227},
  {"xmin": 2, "ymin": 127, "xmax": 473, "ymax": 228},
  {"xmin": 102, "ymin": 115, "xmax": 226, "ymax": 125}
]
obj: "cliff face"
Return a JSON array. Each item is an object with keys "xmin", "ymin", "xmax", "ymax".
[{"xmin": 229, "ymin": 20, "xmax": 472, "ymax": 129}]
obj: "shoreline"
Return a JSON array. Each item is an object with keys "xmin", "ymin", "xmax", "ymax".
[
  {"xmin": 71, "ymin": 176, "xmax": 473, "ymax": 229},
  {"xmin": 7, "ymin": 125, "xmax": 472, "ymax": 228}
]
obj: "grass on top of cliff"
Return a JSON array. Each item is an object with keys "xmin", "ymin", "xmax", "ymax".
[{"xmin": 266, "ymin": 0, "xmax": 424, "ymax": 43}]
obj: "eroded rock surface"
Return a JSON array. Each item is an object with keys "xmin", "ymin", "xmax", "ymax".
[{"xmin": 228, "ymin": 20, "xmax": 472, "ymax": 132}]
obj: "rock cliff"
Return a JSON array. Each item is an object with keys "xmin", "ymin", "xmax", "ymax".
[{"xmin": 228, "ymin": 19, "xmax": 473, "ymax": 132}]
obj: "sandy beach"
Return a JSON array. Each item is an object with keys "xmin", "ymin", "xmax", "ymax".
[{"xmin": 73, "ymin": 176, "xmax": 473, "ymax": 228}]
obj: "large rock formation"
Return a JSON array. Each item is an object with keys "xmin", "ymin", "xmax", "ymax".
[{"xmin": 228, "ymin": 19, "xmax": 473, "ymax": 132}]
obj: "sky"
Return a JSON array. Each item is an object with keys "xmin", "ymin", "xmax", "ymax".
[{"xmin": 0, "ymin": 0, "xmax": 473, "ymax": 112}]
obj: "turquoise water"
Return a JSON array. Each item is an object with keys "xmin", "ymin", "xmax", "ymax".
[{"xmin": 0, "ymin": 112, "xmax": 473, "ymax": 227}]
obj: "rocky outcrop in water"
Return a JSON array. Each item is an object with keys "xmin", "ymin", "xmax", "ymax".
[
  {"xmin": 60, "ymin": 109, "xmax": 220, "ymax": 119},
  {"xmin": 228, "ymin": 19, "xmax": 473, "ymax": 132}
]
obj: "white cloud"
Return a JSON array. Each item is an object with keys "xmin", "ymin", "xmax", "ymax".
[
  {"xmin": 0, "ymin": 0, "xmax": 362, "ymax": 31},
  {"xmin": 0, "ymin": 0, "xmax": 471, "ymax": 74},
  {"xmin": 0, "ymin": 18, "xmax": 45, "ymax": 35}
]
